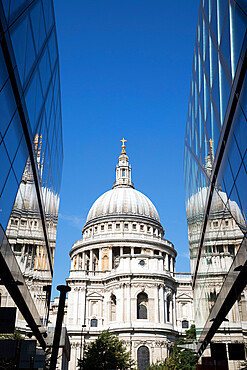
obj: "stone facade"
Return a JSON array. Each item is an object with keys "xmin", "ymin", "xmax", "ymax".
[{"xmin": 51, "ymin": 141, "xmax": 194, "ymax": 369}]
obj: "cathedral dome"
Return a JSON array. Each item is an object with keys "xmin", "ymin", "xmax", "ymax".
[
  {"xmin": 86, "ymin": 187, "xmax": 160, "ymax": 223},
  {"xmin": 186, "ymin": 187, "xmax": 245, "ymax": 226},
  {"xmin": 84, "ymin": 138, "xmax": 162, "ymax": 229}
]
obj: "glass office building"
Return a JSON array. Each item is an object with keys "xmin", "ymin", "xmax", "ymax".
[
  {"xmin": 184, "ymin": 0, "xmax": 247, "ymax": 361},
  {"xmin": 0, "ymin": 0, "xmax": 62, "ymax": 349}
]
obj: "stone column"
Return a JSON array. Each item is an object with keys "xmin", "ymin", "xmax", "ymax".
[
  {"xmin": 80, "ymin": 287, "xmax": 86, "ymax": 325},
  {"xmin": 155, "ymin": 284, "xmax": 160, "ymax": 323},
  {"xmin": 172, "ymin": 292, "xmax": 176, "ymax": 327},
  {"xmin": 40, "ymin": 246, "xmax": 44, "ymax": 269},
  {"xmin": 109, "ymin": 248, "xmax": 113, "ymax": 270},
  {"xmin": 86, "ymin": 298, "xmax": 89, "ymax": 326},
  {"xmin": 107, "ymin": 294, "xmax": 111, "ymax": 323},
  {"xmin": 120, "ymin": 247, "xmax": 123, "ymax": 255},
  {"xmin": 35, "ymin": 245, "xmax": 39, "ymax": 269},
  {"xmin": 66, "ymin": 289, "xmax": 73, "ymax": 326},
  {"xmin": 73, "ymin": 288, "xmax": 79, "ymax": 325},
  {"xmin": 82, "ymin": 252, "xmax": 85, "ymax": 270},
  {"xmin": 165, "ymin": 254, "xmax": 168, "ymax": 270},
  {"xmin": 164, "ymin": 290, "xmax": 167, "ymax": 323},
  {"xmin": 89, "ymin": 249, "xmax": 93, "ymax": 271},
  {"xmin": 171, "ymin": 258, "xmax": 174, "ymax": 273},
  {"xmin": 100, "ymin": 299, "xmax": 103, "ymax": 325},
  {"xmin": 121, "ymin": 284, "xmax": 125, "ymax": 322},
  {"xmin": 160, "ymin": 285, "xmax": 164, "ymax": 323},
  {"xmin": 131, "ymin": 247, "xmax": 134, "ymax": 256},
  {"xmin": 158, "ymin": 258, "xmax": 163, "ymax": 271},
  {"xmin": 127, "ymin": 283, "xmax": 131, "ymax": 322},
  {"xmin": 99, "ymin": 248, "xmax": 102, "ymax": 270}
]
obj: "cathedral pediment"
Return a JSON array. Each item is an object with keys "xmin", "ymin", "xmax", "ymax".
[
  {"xmin": 87, "ymin": 291, "xmax": 104, "ymax": 299},
  {"xmin": 176, "ymin": 292, "xmax": 192, "ymax": 300}
]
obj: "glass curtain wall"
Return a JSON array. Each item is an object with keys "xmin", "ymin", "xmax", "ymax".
[
  {"xmin": 0, "ymin": 0, "xmax": 62, "ymax": 348},
  {"xmin": 184, "ymin": 0, "xmax": 247, "ymax": 358}
]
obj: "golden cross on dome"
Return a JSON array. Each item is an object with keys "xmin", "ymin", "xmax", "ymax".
[
  {"xmin": 120, "ymin": 137, "xmax": 127, "ymax": 146},
  {"xmin": 120, "ymin": 137, "xmax": 127, "ymax": 154}
]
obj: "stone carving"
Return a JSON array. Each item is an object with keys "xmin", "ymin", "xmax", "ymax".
[
  {"xmin": 133, "ymin": 340, "xmax": 154, "ymax": 348},
  {"xmin": 71, "ymin": 342, "xmax": 81, "ymax": 349}
]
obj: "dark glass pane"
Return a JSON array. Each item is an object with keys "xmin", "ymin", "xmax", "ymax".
[
  {"xmin": 230, "ymin": 2, "xmax": 247, "ymax": 78},
  {"xmin": 10, "ymin": 14, "xmax": 28, "ymax": 85},
  {"xmin": 9, "ymin": 0, "xmax": 27, "ymax": 19},
  {"xmin": 220, "ymin": 7, "xmax": 231, "ymax": 81},
  {"xmin": 0, "ymin": 140, "xmax": 11, "ymax": 196},
  {"xmin": 137, "ymin": 346, "xmax": 150, "ymax": 370},
  {"xmin": 2, "ymin": 0, "xmax": 10, "ymax": 24},
  {"xmin": 228, "ymin": 343, "xmax": 245, "ymax": 360},
  {"xmin": 90, "ymin": 319, "xmax": 98, "ymax": 327},
  {"xmin": 39, "ymin": 47, "xmax": 51, "ymax": 96},
  {"xmin": 0, "ymin": 47, "xmax": 8, "ymax": 91},
  {"xmin": 210, "ymin": 343, "xmax": 227, "ymax": 360},
  {"xmin": 182, "ymin": 320, "xmax": 189, "ymax": 328},
  {"xmin": 30, "ymin": 1, "xmax": 45, "ymax": 54},
  {"xmin": 48, "ymin": 30, "xmax": 57, "ymax": 71},
  {"xmin": 3, "ymin": 111, "xmax": 23, "ymax": 163},
  {"xmin": 138, "ymin": 304, "xmax": 147, "ymax": 319},
  {"xmin": 25, "ymin": 73, "xmax": 43, "ymax": 133},
  {"xmin": 12, "ymin": 136, "xmax": 28, "ymax": 185},
  {"xmin": 0, "ymin": 168, "xmax": 18, "ymax": 230},
  {"xmin": 24, "ymin": 20, "xmax": 36, "ymax": 82},
  {"xmin": 0, "ymin": 79, "xmax": 17, "ymax": 138},
  {"xmin": 43, "ymin": 0, "xmax": 54, "ymax": 34}
]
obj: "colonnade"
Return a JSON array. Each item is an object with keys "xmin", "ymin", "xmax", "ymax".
[
  {"xmin": 71, "ymin": 247, "xmax": 175, "ymax": 272},
  {"xmin": 68, "ymin": 284, "xmax": 176, "ymax": 328}
]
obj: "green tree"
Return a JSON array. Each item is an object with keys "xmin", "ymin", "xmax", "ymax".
[
  {"xmin": 148, "ymin": 325, "xmax": 197, "ymax": 370},
  {"xmin": 185, "ymin": 325, "xmax": 196, "ymax": 340},
  {"xmin": 148, "ymin": 346, "xmax": 196, "ymax": 370},
  {"xmin": 77, "ymin": 329, "xmax": 135, "ymax": 370}
]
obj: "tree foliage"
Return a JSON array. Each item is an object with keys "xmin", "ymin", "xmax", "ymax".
[
  {"xmin": 185, "ymin": 325, "xmax": 196, "ymax": 340},
  {"xmin": 148, "ymin": 325, "xmax": 197, "ymax": 370},
  {"xmin": 148, "ymin": 346, "xmax": 196, "ymax": 370},
  {"xmin": 77, "ymin": 329, "xmax": 135, "ymax": 370}
]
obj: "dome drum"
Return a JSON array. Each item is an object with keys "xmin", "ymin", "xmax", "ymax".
[{"xmin": 82, "ymin": 217, "xmax": 164, "ymax": 241}]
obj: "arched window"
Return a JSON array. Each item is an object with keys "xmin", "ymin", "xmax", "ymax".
[
  {"xmin": 168, "ymin": 256, "xmax": 171, "ymax": 271},
  {"xmin": 182, "ymin": 320, "xmax": 189, "ymax": 328},
  {"xmin": 137, "ymin": 292, "xmax": 148, "ymax": 319},
  {"xmin": 137, "ymin": 346, "xmax": 150, "ymax": 370},
  {"xmin": 90, "ymin": 319, "xmax": 98, "ymax": 327},
  {"xmin": 208, "ymin": 289, "xmax": 217, "ymax": 312},
  {"xmin": 93, "ymin": 258, "xmax": 98, "ymax": 271},
  {"xmin": 111, "ymin": 294, "xmax": 116, "ymax": 321}
]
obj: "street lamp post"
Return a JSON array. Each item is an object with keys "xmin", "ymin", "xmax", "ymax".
[{"xmin": 50, "ymin": 285, "xmax": 71, "ymax": 370}]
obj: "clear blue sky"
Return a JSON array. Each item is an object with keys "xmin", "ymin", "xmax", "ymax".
[{"xmin": 52, "ymin": 0, "xmax": 199, "ymax": 297}]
